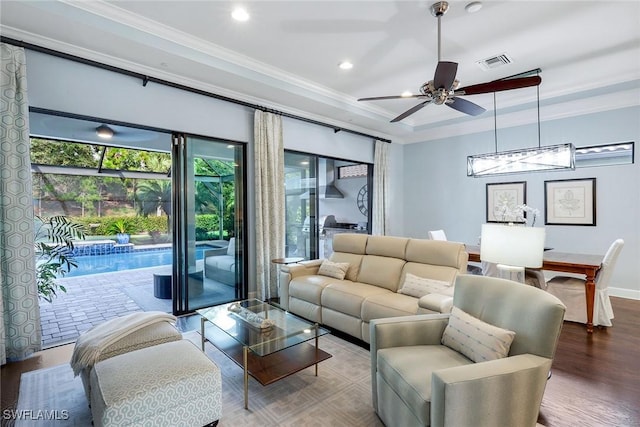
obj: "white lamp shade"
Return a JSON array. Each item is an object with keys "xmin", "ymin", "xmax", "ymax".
[{"xmin": 481, "ymin": 224, "xmax": 546, "ymax": 268}]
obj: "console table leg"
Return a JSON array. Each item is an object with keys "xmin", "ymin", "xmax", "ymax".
[
  {"xmin": 314, "ymin": 323, "xmax": 319, "ymax": 376},
  {"xmin": 200, "ymin": 317, "xmax": 205, "ymax": 351}
]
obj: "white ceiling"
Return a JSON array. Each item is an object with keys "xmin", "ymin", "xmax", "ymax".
[{"xmin": 1, "ymin": 0, "xmax": 639, "ymax": 144}]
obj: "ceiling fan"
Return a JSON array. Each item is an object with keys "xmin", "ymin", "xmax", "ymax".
[{"xmin": 358, "ymin": 1, "xmax": 542, "ymax": 123}]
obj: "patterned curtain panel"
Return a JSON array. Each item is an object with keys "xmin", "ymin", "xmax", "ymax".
[
  {"xmin": 0, "ymin": 43, "xmax": 41, "ymax": 364},
  {"xmin": 254, "ymin": 111, "xmax": 285, "ymax": 301},
  {"xmin": 372, "ymin": 140, "xmax": 389, "ymax": 235}
]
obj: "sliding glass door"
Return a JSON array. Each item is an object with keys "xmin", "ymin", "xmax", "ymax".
[
  {"xmin": 284, "ymin": 152, "xmax": 318, "ymax": 259},
  {"xmin": 172, "ymin": 134, "xmax": 246, "ymax": 314},
  {"xmin": 284, "ymin": 151, "xmax": 372, "ymax": 262}
]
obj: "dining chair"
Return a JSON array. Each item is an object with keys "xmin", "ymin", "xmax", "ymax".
[
  {"xmin": 545, "ymin": 239, "xmax": 624, "ymax": 327},
  {"xmin": 427, "ymin": 229, "xmax": 447, "ymax": 241}
]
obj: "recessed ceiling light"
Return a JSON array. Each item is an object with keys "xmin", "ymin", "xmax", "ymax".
[
  {"xmin": 231, "ymin": 7, "xmax": 250, "ymax": 22},
  {"xmin": 465, "ymin": 2, "xmax": 483, "ymax": 13},
  {"xmin": 401, "ymin": 91, "xmax": 413, "ymax": 97},
  {"xmin": 338, "ymin": 61, "xmax": 353, "ymax": 70}
]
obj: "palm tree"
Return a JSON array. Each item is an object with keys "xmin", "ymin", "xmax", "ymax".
[{"xmin": 136, "ymin": 180, "xmax": 171, "ymax": 232}]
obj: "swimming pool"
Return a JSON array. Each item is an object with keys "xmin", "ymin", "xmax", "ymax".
[{"xmin": 61, "ymin": 246, "xmax": 210, "ymax": 278}]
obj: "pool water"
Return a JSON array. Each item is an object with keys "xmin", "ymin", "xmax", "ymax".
[{"xmin": 61, "ymin": 246, "xmax": 210, "ymax": 278}]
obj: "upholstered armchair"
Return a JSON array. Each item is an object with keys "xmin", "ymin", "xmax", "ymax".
[{"xmin": 370, "ymin": 274, "xmax": 566, "ymax": 427}]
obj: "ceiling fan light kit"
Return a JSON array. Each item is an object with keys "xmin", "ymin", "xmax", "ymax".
[{"xmin": 357, "ymin": 1, "xmax": 542, "ymax": 123}]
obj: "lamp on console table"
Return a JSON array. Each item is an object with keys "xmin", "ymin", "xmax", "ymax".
[{"xmin": 480, "ymin": 223, "xmax": 546, "ymax": 283}]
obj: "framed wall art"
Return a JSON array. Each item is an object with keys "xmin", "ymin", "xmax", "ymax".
[
  {"xmin": 486, "ymin": 181, "xmax": 527, "ymax": 223},
  {"xmin": 544, "ymin": 178, "xmax": 596, "ymax": 226}
]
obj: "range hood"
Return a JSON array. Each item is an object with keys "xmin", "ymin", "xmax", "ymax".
[{"xmin": 318, "ymin": 159, "xmax": 344, "ymax": 199}]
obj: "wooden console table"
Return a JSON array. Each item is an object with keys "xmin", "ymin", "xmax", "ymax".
[{"xmin": 466, "ymin": 245, "xmax": 604, "ymax": 333}]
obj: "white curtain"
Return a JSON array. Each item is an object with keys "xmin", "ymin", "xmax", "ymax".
[
  {"xmin": 1, "ymin": 43, "xmax": 41, "ymax": 364},
  {"xmin": 254, "ymin": 111, "xmax": 285, "ymax": 301},
  {"xmin": 372, "ymin": 140, "xmax": 389, "ymax": 235}
]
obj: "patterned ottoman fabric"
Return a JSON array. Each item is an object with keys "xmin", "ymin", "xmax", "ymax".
[
  {"xmin": 80, "ymin": 321, "xmax": 182, "ymax": 399},
  {"xmin": 90, "ymin": 340, "xmax": 222, "ymax": 427}
]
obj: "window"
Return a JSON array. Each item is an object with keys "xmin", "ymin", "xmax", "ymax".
[{"xmin": 575, "ymin": 142, "xmax": 634, "ymax": 168}]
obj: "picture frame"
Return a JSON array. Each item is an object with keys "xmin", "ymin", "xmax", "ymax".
[
  {"xmin": 544, "ymin": 178, "xmax": 596, "ymax": 226},
  {"xmin": 486, "ymin": 181, "xmax": 527, "ymax": 223}
]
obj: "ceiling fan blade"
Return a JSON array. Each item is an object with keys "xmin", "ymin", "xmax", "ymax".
[
  {"xmin": 358, "ymin": 94, "xmax": 424, "ymax": 101},
  {"xmin": 457, "ymin": 76, "xmax": 542, "ymax": 96},
  {"xmin": 447, "ymin": 97, "xmax": 486, "ymax": 116},
  {"xmin": 434, "ymin": 61, "xmax": 458, "ymax": 89},
  {"xmin": 390, "ymin": 100, "xmax": 432, "ymax": 123}
]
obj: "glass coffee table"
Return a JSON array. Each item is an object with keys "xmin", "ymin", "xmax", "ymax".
[{"xmin": 197, "ymin": 299, "xmax": 332, "ymax": 409}]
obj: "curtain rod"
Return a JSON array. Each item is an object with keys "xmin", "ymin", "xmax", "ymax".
[{"xmin": 1, "ymin": 36, "xmax": 392, "ymax": 144}]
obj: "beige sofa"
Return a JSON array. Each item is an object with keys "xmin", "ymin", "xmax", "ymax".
[{"xmin": 280, "ymin": 233, "xmax": 468, "ymax": 343}]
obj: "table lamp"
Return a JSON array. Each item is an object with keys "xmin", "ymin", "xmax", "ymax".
[{"xmin": 480, "ymin": 223, "xmax": 546, "ymax": 283}]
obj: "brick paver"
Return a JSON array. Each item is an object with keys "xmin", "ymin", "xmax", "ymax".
[{"xmin": 39, "ymin": 266, "xmax": 166, "ymax": 347}]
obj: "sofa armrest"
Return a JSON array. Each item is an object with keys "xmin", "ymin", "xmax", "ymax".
[
  {"xmin": 431, "ymin": 354, "xmax": 552, "ymax": 427},
  {"xmin": 279, "ymin": 259, "xmax": 323, "ymax": 310},
  {"xmin": 418, "ymin": 294, "xmax": 454, "ymax": 314},
  {"xmin": 281, "ymin": 259, "xmax": 322, "ymax": 278}
]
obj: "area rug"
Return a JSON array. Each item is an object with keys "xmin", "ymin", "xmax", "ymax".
[
  {"xmin": 122, "ymin": 283, "xmax": 236, "ymax": 312},
  {"xmin": 16, "ymin": 331, "xmax": 383, "ymax": 426}
]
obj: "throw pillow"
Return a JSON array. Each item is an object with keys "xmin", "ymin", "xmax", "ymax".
[
  {"xmin": 441, "ymin": 307, "xmax": 516, "ymax": 363},
  {"xmin": 317, "ymin": 260, "xmax": 350, "ymax": 280},
  {"xmin": 397, "ymin": 273, "xmax": 452, "ymax": 298}
]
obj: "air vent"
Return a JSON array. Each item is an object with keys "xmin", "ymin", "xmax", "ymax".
[{"xmin": 476, "ymin": 53, "xmax": 513, "ymax": 71}]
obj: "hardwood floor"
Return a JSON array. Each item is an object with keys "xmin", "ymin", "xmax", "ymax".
[
  {"xmin": 538, "ymin": 296, "xmax": 640, "ymax": 427},
  {"xmin": 1, "ymin": 297, "xmax": 638, "ymax": 426}
]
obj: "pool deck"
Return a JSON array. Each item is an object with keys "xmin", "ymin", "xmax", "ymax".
[{"xmin": 39, "ymin": 261, "xmax": 234, "ymax": 348}]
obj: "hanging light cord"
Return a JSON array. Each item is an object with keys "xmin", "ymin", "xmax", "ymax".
[
  {"xmin": 536, "ymin": 70, "xmax": 541, "ymax": 149},
  {"xmin": 493, "ymin": 92, "xmax": 498, "ymax": 153}
]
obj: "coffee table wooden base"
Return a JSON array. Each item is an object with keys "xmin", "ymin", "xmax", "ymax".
[{"xmin": 201, "ymin": 318, "xmax": 332, "ymax": 409}]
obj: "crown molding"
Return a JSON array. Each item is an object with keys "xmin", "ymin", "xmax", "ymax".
[{"xmin": 52, "ymin": 1, "xmax": 394, "ymax": 122}]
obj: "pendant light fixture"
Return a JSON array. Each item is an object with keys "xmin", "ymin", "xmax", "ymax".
[
  {"xmin": 96, "ymin": 124, "xmax": 114, "ymax": 139},
  {"xmin": 467, "ymin": 70, "xmax": 575, "ymax": 177}
]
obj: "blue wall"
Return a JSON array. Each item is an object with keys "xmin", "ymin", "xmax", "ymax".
[{"xmin": 403, "ymin": 106, "xmax": 640, "ymax": 298}]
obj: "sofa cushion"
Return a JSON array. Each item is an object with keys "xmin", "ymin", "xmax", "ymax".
[
  {"xmin": 361, "ymin": 292, "xmax": 419, "ymax": 322},
  {"xmin": 366, "ymin": 235, "xmax": 409, "ymax": 259},
  {"xmin": 322, "ymin": 281, "xmax": 390, "ymax": 317},
  {"xmin": 405, "ymin": 239, "xmax": 465, "ymax": 269},
  {"xmin": 441, "ymin": 307, "xmax": 516, "ymax": 363},
  {"xmin": 332, "ymin": 233, "xmax": 368, "ymax": 254},
  {"xmin": 329, "ymin": 252, "xmax": 363, "ymax": 282},
  {"xmin": 227, "ymin": 237, "xmax": 236, "ymax": 256},
  {"xmin": 289, "ymin": 275, "xmax": 341, "ymax": 305},
  {"xmin": 377, "ymin": 345, "xmax": 473, "ymax": 425},
  {"xmin": 398, "ymin": 273, "xmax": 453, "ymax": 298},
  {"xmin": 358, "ymin": 256, "xmax": 406, "ymax": 291},
  {"xmin": 317, "ymin": 260, "xmax": 350, "ymax": 280}
]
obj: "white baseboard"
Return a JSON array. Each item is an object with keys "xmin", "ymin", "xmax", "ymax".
[{"xmin": 609, "ymin": 287, "xmax": 640, "ymax": 300}]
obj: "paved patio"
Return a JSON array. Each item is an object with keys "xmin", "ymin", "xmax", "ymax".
[{"xmin": 39, "ymin": 264, "xmax": 235, "ymax": 347}]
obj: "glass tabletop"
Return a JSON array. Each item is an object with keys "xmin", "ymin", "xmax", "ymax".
[{"xmin": 197, "ymin": 299, "xmax": 329, "ymax": 357}]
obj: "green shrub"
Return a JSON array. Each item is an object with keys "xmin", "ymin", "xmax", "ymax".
[{"xmin": 70, "ymin": 216, "xmax": 168, "ymax": 236}]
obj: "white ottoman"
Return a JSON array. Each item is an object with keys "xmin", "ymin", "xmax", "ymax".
[
  {"xmin": 90, "ymin": 340, "xmax": 222, "ymax": 427},
  {"xmin": 79, "ymin": 320, "xmax": 182, "ymax": 399}
]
